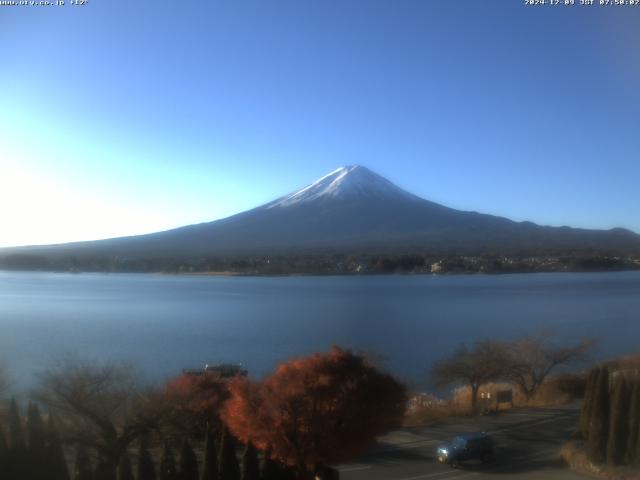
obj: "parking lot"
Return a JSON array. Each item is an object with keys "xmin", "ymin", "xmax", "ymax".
[{"xmin": 339, "ymin": 404, "xmax": 589, "ymax": 480}]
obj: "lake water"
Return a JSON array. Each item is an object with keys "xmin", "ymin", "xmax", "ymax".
[{"xmin": 1, "ymin": 270, "xmax": 639, "ymax": 391}]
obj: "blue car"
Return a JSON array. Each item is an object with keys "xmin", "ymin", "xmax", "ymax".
[{"xmin": 437, "ymin": 432, "xmax": 494, "ymax": 467}]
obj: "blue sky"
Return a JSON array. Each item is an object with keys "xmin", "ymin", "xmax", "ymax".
[{"xmin": 1, "ymin": 1, "xmax": 639, "ymax": 247}]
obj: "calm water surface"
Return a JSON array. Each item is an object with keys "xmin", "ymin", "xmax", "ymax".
[{"xmin": 1, "ymin": 271, "xmax": 639, "ymax": 390}]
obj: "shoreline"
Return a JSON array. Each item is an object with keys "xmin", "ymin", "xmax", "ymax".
[{"xmin": 1, "ymin": 267, "xmax": 639, "ymax": 278}]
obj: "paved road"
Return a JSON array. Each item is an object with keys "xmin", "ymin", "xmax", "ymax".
[{"xmin": 339, "ymin": 405, "xmax": 588, "ymax": 480}]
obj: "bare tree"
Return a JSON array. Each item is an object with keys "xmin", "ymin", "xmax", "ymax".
[
  {"xmin": 432, "ymin": 341, "xmax": 508, "ymax": 410},
  {"xmin": 32, "ymin": 357, "xmax": 166, "ymax": 480},
  {"xmin": 504, "ymin": 333, "xmax": 594, "ymax": 400}
]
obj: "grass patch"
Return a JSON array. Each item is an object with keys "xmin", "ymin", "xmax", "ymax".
[
  {"xmin": 405, "ymin": 373, "xmax": 587, "ymax": 426},
  {"xmin": 403, "ymin": 402, "xmax": 470, "ymax": 427}
]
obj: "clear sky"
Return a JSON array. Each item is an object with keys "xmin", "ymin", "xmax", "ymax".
[{"xmin": 1, "ymin": 1, "xmax": 639, "ymax": 247}]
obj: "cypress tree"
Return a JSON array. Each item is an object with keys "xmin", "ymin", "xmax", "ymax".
[
  {"xmin": 588, "ymin": 365, "xmax": 610, "ymax": 464},
  {"xmin": 260, "ymin": 448, "xmax": 278, "ymax": 480},
  {"xmin": 278, "ymin": 463, "xmax": 297, "ymax": 480},
  {"xmin": 47, "ymin": 415, "xmax": 71, "ymax": 480},
  {"xmin": 94, "ymin": 457, "xmax": 117, "ymax": 480},
  {"xmin": 201, "ymin": 430, "xmax": 218, "ymax": 480},
  {"xmin": 160, "ymin": 442, "xmax": 178, "ymax": 480},
  {"xmin": 74, "ymin": 445, "xmax": 93, "ymax": 480},
  {"xmin": 636, "ymin": 413, "xmax": 640, "ymax": 465},
  {"xmin": 218, "ymin": 427, "xmax": 240, "ymax": 480},
  {"xmin": 0, "ymin": 429, "xmax": 8, "ymax": 480},
  {"xmin": 179, "ymin": 439, "xmax": 199, "ymax": 480},
  {"xmin": 27, "ymin": 402, "xmax": 47, "ymax": 479},
  {"xmin": 8, "ymin": 398, "xmax": 26, "ymax": 450},
  {"xmin": 606, "ymin": 376, "xmax": 629, "ymax": 465},
  {"xmin": 137, "ymin": 440, "xmax": 157, "ymax": 480},
  {"xmin": 580, "ymin": 369, "xmax": 597, "ymax": 439},
  {"xmin": 27, "ymin": 403, "xmax": 47, "ymax": 455},
  {"xmin": 117, "ymin": 452, "xmax": 135, "ymax": 480},
  {"xmin": 240, "ymin": 442, "xmax": 260, "ymax": 480},
  {"xmin": 625, "ymin": 380, "xmax": 640, "ymax": 465},
  {"xmin": 8, "ymin": 398, "xmax": 27, "ymax": 480}
]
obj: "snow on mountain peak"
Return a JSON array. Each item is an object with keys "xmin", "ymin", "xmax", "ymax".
[{"xmin": 266, "ymin": 165, "xmax": 418, "ymax": 208}]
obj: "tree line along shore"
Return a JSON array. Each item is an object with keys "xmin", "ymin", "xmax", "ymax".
[{"xmin": 1, "ymin": 252, "xmax": 639, "ymax": 275}]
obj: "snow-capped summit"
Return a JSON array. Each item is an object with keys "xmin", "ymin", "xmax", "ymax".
[{"xmin": 266, "ymin": 165, "xmax": 419, "ymax": 208}]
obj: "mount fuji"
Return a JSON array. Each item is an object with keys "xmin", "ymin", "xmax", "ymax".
[{"xmin": 3, "ymin": 166, "xmax": 640, "ymax": 262}]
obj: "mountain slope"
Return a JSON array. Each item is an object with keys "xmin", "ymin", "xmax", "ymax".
[{"xmin": 3, "ymin": 165, "xmax": 640, "ymax": 260}]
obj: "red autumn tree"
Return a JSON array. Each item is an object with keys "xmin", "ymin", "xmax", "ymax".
[
  {"xmin": 222, "ymin": 347, "xmax": 407, "ymax": 477},
  {"xmin": 163, "ymin": 373, "xmax": 230, "ymax": 436}
]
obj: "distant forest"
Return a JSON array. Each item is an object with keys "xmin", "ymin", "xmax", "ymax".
[{"xmin": 1, "ymin": 252, "xmax": 639, "ymax": 275}]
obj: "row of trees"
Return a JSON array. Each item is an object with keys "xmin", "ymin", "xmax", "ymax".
[
  {"xmin": 4, "ymin": 252, "xmax": 637, "ymax": 275},
  {"xmin": 0, "ymin": 400, "xmax": 305, "ymax": 480},
  {"xmin": 433, "ymin": 333, "xmax": 593, "ymax": 409},
  {"xmin": 0, "ymin": 400, "xmax": 68, "ymax": 480},
  {"xmin": 579, "ymin": 364, "xmax": 640, "ymax": 466},
  {"xmin": 0, "ymin": 347, "xmax": 406, "ymax": 480}
]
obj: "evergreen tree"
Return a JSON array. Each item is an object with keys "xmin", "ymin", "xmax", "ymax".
[
  {"xmin": 137, "ymin": 440, "xmax": 157, "ymax": 480},
  {"xmin": 8, "ymin": 398, "xmax": 27, "ymax": 480},
  {"xmin": 94, "ymin": 457, "xmax": 117, "ymax": 480},
  {"xmin": 625, "ymin": 380, "xmax": 640, "ymax": 465},
  {"xmin": 218, "ymin": 427, "xmax": 240, "ymax": 480},
  {"xmin": 160, "ymin": 442, "xmax": 178, "ymax": 480},
  {"xmin": 0, "ymin": 429, "xmax": 8, "ymax": 480},
  {"xmin": 27, "ymin": 403, "xmax": 47, "ymax": 455},
  {"xmin": 117, "ymin": 452, "xmax": 135, "ymax": 480},
  {"xmin": 47, "ymin": 415, "xmax": 71, "ymax": 480},
  {"xmin": 278, "ymin": 463, "xmax": 296, "ymax": 480},
  {"xmin": 579, "ymin": 369, "xmax": 597, "ymax": 439},
  {"xmin": 260, "ymin": 448, "xmax": 278, "ymax": 480},
  {"xmin": 588, "ymin": 365, "xmax": 610, "ymax": 464},
  {"xmin": 27, "ymin": 402, "xmax": 48, "ymax": 479},
  {"xmin": 606, "ymin": 376, "xmax": 629, "ymax": 465},
  {"xmin": 240, "ymin": 442, "xmax": 260, "ymax": 480},
  {"xmin": 201, "ymin": 430, "xmax": 218, "ymax": 480},
  {"xmin": 636, "ymin": 414, "xmax": 640, "ymax": 465},
  {"xmin": 179, "ymin": 439, "xmax": 199, "ymax": 480},
  {"xmin": 8, "ymin": 398, "xmax": 26, "ymax": 450},
  {"xmin": 74, "ymin": 445, "xmax": 93, "ymax": 480}
]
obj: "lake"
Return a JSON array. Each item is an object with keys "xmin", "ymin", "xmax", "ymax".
[{"xmin": 1, "ymin": 270, "xmax": 639, "ymax": 392}]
